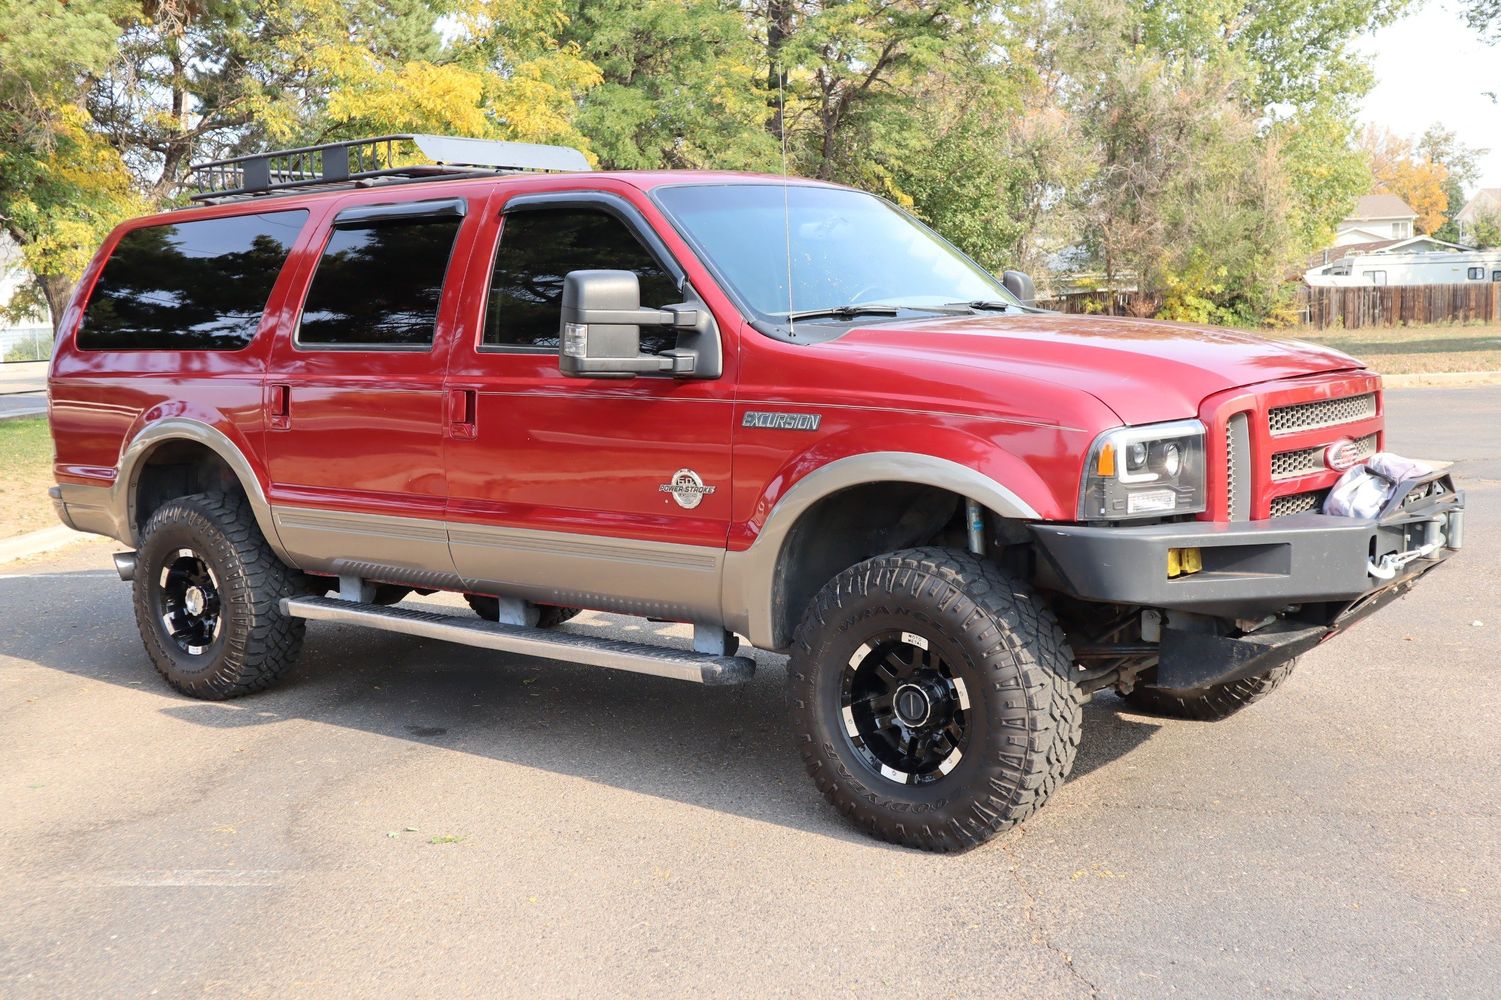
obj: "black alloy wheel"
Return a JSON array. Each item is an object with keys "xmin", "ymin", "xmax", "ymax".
[
  {"xmin": 840, "ymin": 630, "xmax": 970, "ymax": 786},
  {"xmin": 154, "ymin": 547, "xmax": 223, "ymax": 656}
]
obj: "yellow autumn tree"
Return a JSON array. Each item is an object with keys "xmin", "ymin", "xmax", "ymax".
[{"xmin": 1363, "ymin": 127, "xmax": 1451, "ymax": 235}]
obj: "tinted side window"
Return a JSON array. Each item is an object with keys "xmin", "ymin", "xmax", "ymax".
[
  {"xmin": 485, "ymin": 208, "xmax": 680, "ymax": 353},
  {"xmin": 298, "ymin": 216, "xmax": 461, "ymax": 348},
  {"xmin": 77, "ymin": 211, "xmax": 307, "ymax": 351}
]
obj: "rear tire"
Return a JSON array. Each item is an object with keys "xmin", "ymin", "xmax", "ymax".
[
  {"xmin": 1122, "ymin": 660, "xmax": 1297, "ymax": 721},
  {"xmin": 787, "ymin": 547, "xmax": 1082, "ymax": 852},
  {"xmin": 464, "ymin": 594, "xmax": 580, "ymax": 629},
  {"xmin": 133, "ymin": 492, "xmax": 307, "ymax": 700}
]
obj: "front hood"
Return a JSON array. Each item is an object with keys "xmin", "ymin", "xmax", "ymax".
[{"xmin": 829, "ymin": 313, "xmax": 1363, "ymax": 424}]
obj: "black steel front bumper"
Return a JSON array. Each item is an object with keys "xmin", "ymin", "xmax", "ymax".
[{"xmin": 1031, "ymin": 471, "xmax": 1464, "ymax": 690}]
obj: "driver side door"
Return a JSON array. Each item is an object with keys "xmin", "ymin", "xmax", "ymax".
[{"xmin": 443, "ymin": 188, "xmax": 736, "ymax": 621}]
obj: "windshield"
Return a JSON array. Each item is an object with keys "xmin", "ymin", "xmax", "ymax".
[{"xmin": 653, "ymin": 183, "xmax": 1017, "ymax": 321}]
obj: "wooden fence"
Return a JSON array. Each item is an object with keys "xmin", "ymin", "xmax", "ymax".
[
  {"xmin": 1295, "ymin": 284, "xmax": 1500, "ymax": 330},
  {"xmin": 1038, "ymin": 289, "xmax": 1161, "ymax": 317}
]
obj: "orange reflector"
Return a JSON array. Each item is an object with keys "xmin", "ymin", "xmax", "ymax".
[
  {"xmin": 1167, "ymin": 547, "xmax": 1203, "ymax": 578},
  {"xmin": 1096, "ymin": 443, "xmax": 1115, "ymax": 477}
]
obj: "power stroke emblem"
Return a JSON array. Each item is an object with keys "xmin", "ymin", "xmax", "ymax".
[
  {"xmin": 742, "ymin": 411, "xmax": 822, "ymax": 431},
  {"xmin": 659, "ymin": 468, "xmax": 717, "ymax": 509},
  {"xmin": 1324, "ymin": 437, "xmax": 1363, "ymax": 472}
]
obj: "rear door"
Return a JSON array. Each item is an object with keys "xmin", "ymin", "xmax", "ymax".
[
  {"xmin": 442, "ymin": 186, "xmax": 738, "ymax": 621},
  {"xmin": 262, "ymin": 192, "xmax": 483, "ymax": 584}
]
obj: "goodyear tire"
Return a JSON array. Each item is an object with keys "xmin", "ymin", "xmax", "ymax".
[
  {"xmin": 787, "ymin": 547, "xmax": 1082, "ymax": 852},
  {"xmin": 465, "ymin": 594, "xmax": 581, "ymax": 629},
  {"xmin": 1122, "ymin": 660, "xmax": 1297, "ymax": 721},
  {"xmin": 133, "ymin": 492, "xmax": 307, "ymax": 700}
]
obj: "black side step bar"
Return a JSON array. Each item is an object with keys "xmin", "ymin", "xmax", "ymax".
[{"xmin": 280, "ymin": 595, "xmax": 755, "ymax": 685}]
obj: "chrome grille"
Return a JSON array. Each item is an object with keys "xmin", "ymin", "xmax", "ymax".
[
  {"xmin": 1269, "ymin": 489, "xmax": 1329, "ymax": 517},
  {"xmin": 1267, "ymin": 393, "xmax": 1377, "ymax": 435},
  {"xmin": 1270, "ymin": 433, "xmax": 1378, "ymax": 480}
]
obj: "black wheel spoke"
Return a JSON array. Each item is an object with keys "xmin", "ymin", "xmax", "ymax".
[{"xmin": 841, "ymin": 629, "xmax": 971, "ymax": 786}]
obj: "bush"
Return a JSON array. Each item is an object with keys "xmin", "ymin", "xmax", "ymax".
[{"xmin": 3, "ymin": 330, "xmax": 52, "ymax": 363}]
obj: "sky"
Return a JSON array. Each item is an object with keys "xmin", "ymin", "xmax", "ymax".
[{"xmin": 1358, "ymin": 0, "xmax": 1501, "ymax": 192}]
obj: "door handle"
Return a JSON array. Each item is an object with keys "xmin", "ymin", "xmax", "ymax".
[
  {"xmin": 448, "ymin": 388, "xmax": 477, "ymax": 440},
  {"xmin": 268, "ymin": 383, "xmax": 291, "ymax": 431}
]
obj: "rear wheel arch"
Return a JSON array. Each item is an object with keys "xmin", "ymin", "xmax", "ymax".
[{"xmin": 117, "ymin": 419, "xmax": 286, "ymax": 560}]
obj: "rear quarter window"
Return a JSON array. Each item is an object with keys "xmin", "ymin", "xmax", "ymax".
[{"xmin": 77, "ymin": 210, "xmax": 308, "ymax": 351}]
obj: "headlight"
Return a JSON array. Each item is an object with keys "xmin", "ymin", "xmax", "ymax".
[{"xmin": 1078, "ymin": 419, "xmax": 1207, "ymax": 520}]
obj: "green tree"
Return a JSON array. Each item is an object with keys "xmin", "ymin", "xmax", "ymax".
[
  {"xmin": 561, "ymin": 0, "xmax": 775, "ymax": 171},
  {"xmin": 1470, "ymin": 210, "xmax": 1501, "ymax": 248},
  {"xmin": 0, "ymin": 0, "xmax": 144, "ymax": 328},
  {"xmin": 1462, "ymin": 0, "xmax": 1500, "ymax": 41}
]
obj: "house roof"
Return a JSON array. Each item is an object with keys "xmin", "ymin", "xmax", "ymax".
[
  {"xmin": 1457, "ymin": 188, "xmax": 1501, "ymax": 223},
  {"xmin": 1345, "ymin": 193, "xmax": 1417, "ymax": 221},
  {"xmin": 1306, "ymin": 235, "xmax": 1472, "ymax": 270}
]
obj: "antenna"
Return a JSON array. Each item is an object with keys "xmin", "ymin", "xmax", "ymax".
[{"xmin": 779, "ymin": 68, "xmax": 795, "ymax": 338}]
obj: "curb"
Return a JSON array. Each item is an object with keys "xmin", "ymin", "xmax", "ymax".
[
  {"xmin": 1382, "ymin": 371, "xmax": 1501, "ymax": 388},
  {"xmin": 0, "ymin": 525, "xmax": 91, "ymax": 564}
]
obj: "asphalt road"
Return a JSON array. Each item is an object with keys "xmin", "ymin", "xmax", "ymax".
[
  {"xmin": 2, "ymin": 387, "xmax": 1497, "ymax": 999},
  {"xmin": 0, "ymin": 361, "xmax": 47, "ymax": 420}
]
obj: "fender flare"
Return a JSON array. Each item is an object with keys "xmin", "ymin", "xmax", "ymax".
[
  {"xmin": 113, "ymin": 418, "xmax": 290, "ymax": 561},
  {"xmin": 721, "ymin": 452, "xmax": 1041, "ymax": 650}
]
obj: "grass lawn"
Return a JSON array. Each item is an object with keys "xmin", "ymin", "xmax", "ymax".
[
  {"xmin": 1279, "ymin": 323, "xmax": 1501, "ymax": 375},
  {"xmin": 0, "ymin": 417, "xmax": 58, "ymax": 539}
]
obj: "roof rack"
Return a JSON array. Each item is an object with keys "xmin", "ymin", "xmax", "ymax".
[{"xmin": 186, "ymin": 134, "xmax": 591, "ymax": 203}]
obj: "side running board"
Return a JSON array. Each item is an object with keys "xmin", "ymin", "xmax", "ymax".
[{"xmin": 280, "ymin": 595, "xmax": 755, "ymax": 685}]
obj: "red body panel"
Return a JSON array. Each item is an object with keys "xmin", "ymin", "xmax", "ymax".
[
  {"xmin": 48, "ymin": 168, "xmax": 1380, "ymax": 577},
  {"xmin": 442, "ymin": 181, "xmax": 739, "ymax": 550}
]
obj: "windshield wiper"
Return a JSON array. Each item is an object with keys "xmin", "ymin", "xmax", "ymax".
[
  {"xmin": 784, "ymin": 304, "xmax": 901, "ymax": 322},
  {"xmin": 951, "ymin": 300, "xmax": 1014, "ymax": 312}
]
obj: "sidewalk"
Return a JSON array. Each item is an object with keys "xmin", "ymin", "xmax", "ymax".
[{"xmin": 0, "ymin": 360, "xmax": 47, "ymax": 395}]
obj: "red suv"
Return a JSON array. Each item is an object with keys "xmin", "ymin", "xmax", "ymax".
[{"xmin": 47, "ymin": 135, "xmax": 1463, "ymax": 851}]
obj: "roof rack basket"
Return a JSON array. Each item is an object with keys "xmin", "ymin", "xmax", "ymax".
[{"xmin": 187, "ymin": 134, "xmax": 590, "ymax": 202}]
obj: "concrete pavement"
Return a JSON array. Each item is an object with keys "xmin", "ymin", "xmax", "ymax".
[
  {"xmin": 0, "ymin": 388, "xmax": 1496, "ymax": 998},
  {"xmin": 0, "ymin": 360, "xmax": 46, "ymax": 420}
]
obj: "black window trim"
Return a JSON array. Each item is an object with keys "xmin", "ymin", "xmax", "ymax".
[
  {"xmin": 332, "ymin": 197, "xmax": 467, "ymax": 228},
  {"xmin": 292, "ymin": 199, "xmax": 468, "ymax": 353},
  {"xmin": 476, "ymin": 190, "xmax": 689, "ymax": 356}
]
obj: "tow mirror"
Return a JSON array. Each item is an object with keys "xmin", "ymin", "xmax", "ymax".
[
  {"xmin": 1002, "ymin": 270, "xmax": 1036, "ymax": 307},
  {"xmin": 558, "ymin": 269, "xmax": 699, "ymax": 378}
]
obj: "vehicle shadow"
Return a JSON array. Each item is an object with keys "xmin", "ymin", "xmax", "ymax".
[{"xmin": 1, "ymin": 570, "xmax": 1162, "ymax": 846}]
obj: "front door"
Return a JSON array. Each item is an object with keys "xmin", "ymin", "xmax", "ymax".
[
  {"xmin": 443, "ymin": 188, "xmax": 737, "ymax": 621},
  {"xmin": 263, "ymin": 192, "xmax": 483, "ymax": 584}
]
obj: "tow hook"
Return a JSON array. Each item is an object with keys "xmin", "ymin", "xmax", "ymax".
[
  {"xmin": 1367, "ymin": 517, "xmax": 1445, "ymax": 581},
  {"xmin": 113, "ymin": 551, "xmax": 138, "ymax": 582}
]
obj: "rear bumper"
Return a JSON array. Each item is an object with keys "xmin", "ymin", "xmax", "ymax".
[{"xmin": 1031, "ymin": 471, "xmax": 1464, "ymax": 689}]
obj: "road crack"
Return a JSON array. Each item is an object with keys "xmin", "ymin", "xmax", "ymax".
[{"xmin": 999, "ymin": 831, "xmax": 1100, "ymax": 998}]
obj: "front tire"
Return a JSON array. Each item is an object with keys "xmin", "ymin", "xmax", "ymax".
[
  {"xmin": 787, "ymin": 547, "xmax": 1082, "ymax": 852},
  {"xmin": 1122, "ymin": 661, "xmax": 1297, "ymax": 721},
  {"xmin": 133, "ymin": 492, "xmax": 307, "ymax": 700}
]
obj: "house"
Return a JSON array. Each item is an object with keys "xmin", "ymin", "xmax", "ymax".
[
  {"xmin": 1304, "ymin": 235, "xmax": 1501, "ymax": 287},
  {"xmin": 1456, "ymin": 188, "xmax": 1501, "ymax": 241},
  {"xmin": 1332, "ymin": 193, "xmax": 1420, "ymax": 246}
]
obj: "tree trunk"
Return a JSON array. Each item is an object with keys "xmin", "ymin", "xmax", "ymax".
[
  {"xmin": 765, "ymin": 1, "xmax": 794, "ymax": 143},
  {"xmin": 40, "ymin": 273, "xmax": 76, "ymax": 336}
]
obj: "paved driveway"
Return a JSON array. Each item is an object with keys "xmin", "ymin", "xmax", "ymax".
[{"xmin": 1, "ymin": 388, "xmax": 1496, "ymax": 998}]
